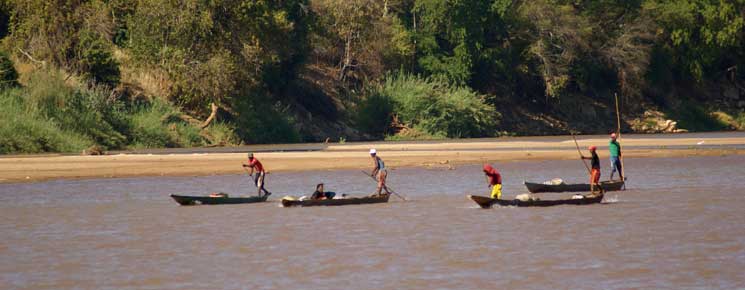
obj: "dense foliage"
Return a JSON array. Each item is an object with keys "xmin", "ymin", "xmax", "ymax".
[
  {"xmin": 366, "ymin": 73, "xmax": 499, "ymax": 138},
  {"xmin": 0, "ymin": 71, "xmax": 233, "ymax": 153},
  {"xmin": 0, "ymin": 0, "xmax": 743, "ymax": 152},
  {"xmin": 0, "ymin": 50, "xmax": 17, "ymax": 88}
]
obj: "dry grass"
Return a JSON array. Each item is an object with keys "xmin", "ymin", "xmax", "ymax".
[{"xmin": 113, "ymin": 48, "xmax": 172, "ymax": 98}]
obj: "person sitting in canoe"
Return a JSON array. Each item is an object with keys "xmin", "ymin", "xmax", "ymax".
[
  {"xmin": 581, "ymin": 146, "xmax": 602, "ymax": 194},
  {"xmin": 242, "ymin": 153, "xmax": 271, "ymax": 197},
  {"xmin": 483, "ymin": 164, "xmax": 502, "ymax": 199},
  {"xmin": 609, "ymin": 133, "xmax": 624, "ymax": 181},
  {"xmin": 369, "ymin": 149, "xmax": 390, "ymax": 196},
  {"xmin": 310, "ymin": 183, "xmax": 336, "ymax": 200}
]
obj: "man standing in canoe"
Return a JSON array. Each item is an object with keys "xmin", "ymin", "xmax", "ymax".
[
  {"xmin": 609, "ymin": 133, "xmax": 624, "ymax": 181},
  {"xmin": 242, "ymin": 153, "xmax": 271, "ymax": 197},
  {"xmin": 581, "ymin": 146, "xmax": 602, "ymax": 193},
  {"xmin": 483, "ymin": 164, "xmax": 502, "ymax": 199},
  {"xmin": 369, "ymin": 149, "xmax": 390, "ymax": 196}
]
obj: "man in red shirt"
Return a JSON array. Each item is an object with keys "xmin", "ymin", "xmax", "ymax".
[
  {"xmin": 483, "ymin": 164, "xmax": 502, "ymax": 199},
  {"xmin": 242, "ymin": 153, "xmax": 271, "ymax": 197}
]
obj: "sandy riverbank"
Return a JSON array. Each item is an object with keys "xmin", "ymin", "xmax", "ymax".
[{"xmin": 1, "ymin": 134, "xmax": 743, "ymax": 183}]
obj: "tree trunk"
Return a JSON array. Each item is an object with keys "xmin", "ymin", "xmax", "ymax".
[
  {"xmin": 339, "ymin": 33, "xmax": 353, "ymax": 81},
  {"xmin": 200, "ymin": 102, "xmax": 219, "ymax": 129}
]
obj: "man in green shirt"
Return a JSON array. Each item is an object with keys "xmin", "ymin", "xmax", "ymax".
[{"xmin": 609, "ymin": 133, "xmax": 623, "ymax": 181}]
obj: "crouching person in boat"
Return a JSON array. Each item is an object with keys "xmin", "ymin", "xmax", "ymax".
[
  {"xmin": 581, "ymin": 146, "xmax": 603, "ymax": 194},
  {"xmin": 242, "ymin": 153, "xmax": 271, "ymax": 197},
  {"xmin": 369, "ymin": 149, "xmax": 391, "ymax": 196},
  {"xmin": 310, "ymin": 183, "xmax": 336, "ymax": 200},
  {"xmin": 483, "ymin": 164, "xmax": 502, "ymax": 199}
]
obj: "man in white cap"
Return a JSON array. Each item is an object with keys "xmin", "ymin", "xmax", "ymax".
[{"xmin": 369, "ymin": 149, "xmax": 390, "ymax": 196}]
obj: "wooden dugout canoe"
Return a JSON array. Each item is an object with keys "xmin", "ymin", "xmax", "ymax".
[
  {"xmin": 467, "ymin": 193, "xmax": 604, "ymax": 209},
  {"xmin": 523, "ymin": 180, "xmax": 624, "ymax": 193},
  {"xmin": 170, "ymin": 194, "xmax": 268, "ymax": 206},
  {"xmin": 281, "ymin": 194, "xmax": 390, "ymax": 207}
]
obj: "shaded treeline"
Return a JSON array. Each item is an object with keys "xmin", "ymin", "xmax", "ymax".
[{"xmin": 0, "ymin": 0, "xmax": 743, "ymax": 153}]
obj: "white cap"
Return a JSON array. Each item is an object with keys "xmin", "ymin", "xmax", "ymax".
[{"xmin": 369, "ymin": 148, "xmax": 377, "ymax": 155}]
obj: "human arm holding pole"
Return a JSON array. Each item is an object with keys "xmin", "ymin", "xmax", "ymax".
[{"xmin": 242, "ymin": 163, "xmax": 255, "ymax": 176}]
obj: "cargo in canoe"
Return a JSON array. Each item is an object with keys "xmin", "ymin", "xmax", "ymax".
[
  {"xmin": 170, "ymin": 194, "xmax": 268, "ymax": 206},
  {"xmin": 281, "ymin": 194, "xmax": 390, "ymax": 207},
  {"xmin": 467, "ymin": 193, "xmax": 603, "ymax": 209},
  {"xmin": 523, "ymin": 180, "xmax": 624, "ymax": 193}
]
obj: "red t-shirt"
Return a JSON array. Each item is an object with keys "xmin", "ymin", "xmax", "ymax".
[
  {"xmin": 247, "ymin": 158, "xmax": 265, "ymax": 172},
  {"xmin": 484, "ymin": 165, "xmax": 502, "ymax": 185}
]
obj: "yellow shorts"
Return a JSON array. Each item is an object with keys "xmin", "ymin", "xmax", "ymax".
[{"xmin": 490, "ymin": 184, "xmax": 502, "ymax": 199}]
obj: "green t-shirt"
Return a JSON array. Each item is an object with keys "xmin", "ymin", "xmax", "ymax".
[{"xmin": 609, "ymin": 140, "xmax": 621, "ymax": 157}]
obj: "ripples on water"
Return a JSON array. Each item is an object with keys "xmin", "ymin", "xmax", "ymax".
[{"xmin": 1, "ymin": 156, "xmax": 745, "ymax": 289}]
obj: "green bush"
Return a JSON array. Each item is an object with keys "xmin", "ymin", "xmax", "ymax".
[
  {"xmin": 174, "ymin": 122, "xmax": 204, "ymax": 147},
  {"xmin": 666, "ymin": 102, "xmax": 728, "ymax": 132},
  {"xmin": 0, "ymin": 50, "xmax": 18, "ymax": 88},
  {"xmin": 23, "ymin": 71, "xmax": 127, "ymax": 149},
  {"xmin": 0, "ymin": 89, "xmax": 92, "ymax": 153},
  {"xmin": 233, "ymin": 96, "xmax": 299, "ymax": 144},
  {"xmin": 373, "ymin": 73, "xmax": 500, "ymax": 138},
  {"xmin": 77, "ymin": 30, "xmax": 120, "ymax": 86},
  {"xmin": 205, "ymin": 122, "xmax": 240, "ymax": 146},
  {"xmin": 355, "ymin": 92, "xmax": 394, "ymax": 137},
  {"xmin": 129, "ymin": 99, "xmax": 205, "ymax": 148},
  {"xmin": 384, "ymin": 128, "xmax": 445, "ymax": 141},
  {"xmin": 0, "ymin": 70, "xmax": 214, "ymax": 153},
  {"xmin": 129, "ymin": 103, "xmax": 177, "ymax": 148},
  {"xmin": 735, "ymin": 112, "xmax": 745, "ymax": 130}
]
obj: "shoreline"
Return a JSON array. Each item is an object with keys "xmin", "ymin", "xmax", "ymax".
[{"xmin": 1, "ymin": 134, "xmax": 743, "ymax": 184}]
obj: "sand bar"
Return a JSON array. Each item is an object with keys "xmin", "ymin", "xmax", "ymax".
[{"xmin": 1, "ymin": 133, "xmax": 743, "ymax": 183}]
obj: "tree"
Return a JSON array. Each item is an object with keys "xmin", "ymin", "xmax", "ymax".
[
  {"xmin": 0, "ymin": 0, "xmax": 10, "ymax": 39},
  {"xmin": 7, "ymin": 0, "xmax": 87, "ymax": 68},
  {"xmin": 600, "ymin": 16, "xmax": 656, "ymax": 100},
  {"xmin": 77, "ymin": 29, "xmax": 120, "ymax": 86},
  {"xmin": 6, "ymin": 0, "xmax": 120, "ymax": 85},
  {"xmin": 0, "ymin": 50, "xmax": 18, "ymax": 88},
  {"xmin": 518, "ymin": 0, "xmax": 592, "ymax": 99},
  {"xmin": 127, "ymin": 0, "xmax": 312, "ymax": 115},
  {"xmin": 644, "ymin": 0, "xmax": 745, "ymax": 81},
  {"xmin": 412, "ymin": 0, "xmax": 513, "ymax": 87},
  {"xmin": 311, "ymin": 0, "xmax": 395, "ymax": 83}
]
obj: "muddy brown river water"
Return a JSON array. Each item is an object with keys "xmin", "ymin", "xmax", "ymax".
[{"xmin": 1, "ymin": 155, "xmax": 744, "ymax": 289}]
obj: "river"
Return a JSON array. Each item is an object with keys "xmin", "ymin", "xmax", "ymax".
[{"xmin": 1, "ymin": 155, "xmax": 744, "ymax": 289}]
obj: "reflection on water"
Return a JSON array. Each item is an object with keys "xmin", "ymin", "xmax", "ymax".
[{"xmin": 1, "ymin": 155, "xmax": 745, "ymax": 289}]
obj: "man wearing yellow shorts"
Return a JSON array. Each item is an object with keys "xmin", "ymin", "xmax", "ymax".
[{"xmin": 483, "ymin": 164, "xmax": 502, "ymax": 199}]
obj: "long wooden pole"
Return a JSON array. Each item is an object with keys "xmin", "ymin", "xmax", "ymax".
[
  {"xmin": 571, "ymin": 133, "xmax": 591, "ymax": 174},
  {"xmin": 361, "ymin": 171, "xmax": 407, "ymax": 201},
  {"xmin": 573, "ymin": 133, "xmax": 606, "ymax": 193},
  {"xmin": 614, "ymin": 93, "xmax": 626, "ymax": 184}
]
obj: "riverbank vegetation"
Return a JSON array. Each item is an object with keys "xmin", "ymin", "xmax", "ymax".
[
  {"xmin": 0, "ymin": 0, "xmax": 743, "ymax": 153},
  {"xmin": 0, "ymin": 70, "xmax": 238, "ymax": 153}
]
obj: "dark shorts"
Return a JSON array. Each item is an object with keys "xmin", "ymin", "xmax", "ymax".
[{"xmin": 254, "ymin": 171, "xmax": 265, "ymax": 187}]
